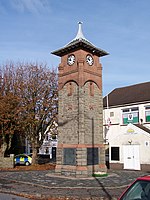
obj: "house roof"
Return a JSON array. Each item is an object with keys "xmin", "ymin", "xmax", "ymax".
[
  {"xmin": 103, "ymin": 81, "xmax": 150, "ymax": 108},
  {"xmin": 135, "ymin": 124, "xmax": 150, "ymax": 134},
  {"xmin": 51, "ymin": 22, "xmax": 109, "ymax": 57}
]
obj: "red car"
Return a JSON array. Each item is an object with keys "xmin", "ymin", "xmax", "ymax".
[{"xmin": 118, "ymin": 175, "xmax": 150, "ymax": 200}]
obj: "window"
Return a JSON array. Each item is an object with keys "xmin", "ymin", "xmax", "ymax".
[
  {"xmin": 122, "ymin": 107, "xmax": 139, "ymax": 125},
  {"xmin": 110, "ymin": 112, "xmax": 114, "ymax": 117},
  {"xmin": 120, "ymin": 180, "xmax": 150, "ymax": 200},
  {"xmin": 123, "ymin": 109, "xmax": 130, "ymax": 113},
  {"xmin": 111, "ymin": 147, "xmax": 119, "ymax": 161},
  {"xmin": 145, "ymin": 106, "xmax": 150, "ymax": 122}
]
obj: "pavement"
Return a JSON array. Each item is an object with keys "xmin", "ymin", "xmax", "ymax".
[
  {"xmin": 0, "ymin": 193, "xmax": 30, "ymax": 200},
  {"xmin": 0, "ymin": 168, "xmax": 149, "ymax": 200}
]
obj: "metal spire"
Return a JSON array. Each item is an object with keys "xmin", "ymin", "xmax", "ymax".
[{"xmin": 74, "ymin": 22, "xmax": 86, "ymax": 40}]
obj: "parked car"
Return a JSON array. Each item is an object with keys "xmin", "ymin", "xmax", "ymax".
[
  {"xmin": 14, "ymin": 154, "xmax": 32, "ymax": 166},
  {"xmin": 118, "ymin": 175, "xmax": 150, "ymax": 200}
]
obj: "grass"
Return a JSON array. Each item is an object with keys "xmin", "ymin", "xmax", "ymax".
[{"xmin": 92, "ymin": 172, "xmax": 108, "ymax": 177}]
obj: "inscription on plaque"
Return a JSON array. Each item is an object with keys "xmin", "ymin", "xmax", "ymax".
[
  {"xmin": 87, "ymin": 148, "xmax": 98, "ymax": 165},
  {"xmin": 63, "ymin": 148, "xmax": 76, "ymax": 165}
]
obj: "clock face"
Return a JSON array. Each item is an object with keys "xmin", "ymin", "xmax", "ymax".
[
  {"xmin": 67, "ymin": 54, "xmax": 75, "ymax": 66},
  {"xmin": 86, "ymin": 55, "xmax": 94, "ymax": 66}
]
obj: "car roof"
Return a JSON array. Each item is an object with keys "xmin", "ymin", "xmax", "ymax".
[
  {"xmin": 137, "ymin": 175, "xmax": 150, "ymax": 181},
  {"xmin": 15, "ymin": 154, "xmax": 28, "ymax": 157}
]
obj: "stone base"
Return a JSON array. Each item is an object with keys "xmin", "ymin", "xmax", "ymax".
[
  {"xmin": 55, "ymin": 164, "xmax": 107, "ymax": 178},
  {"xmin": 55, "ymin": 144, "xmax": 107, "ymax": 177}
]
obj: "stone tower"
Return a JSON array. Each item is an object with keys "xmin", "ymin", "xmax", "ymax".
[{"xmin": 51, "ymin": 22, "xmax": 108, "ymax": 177}]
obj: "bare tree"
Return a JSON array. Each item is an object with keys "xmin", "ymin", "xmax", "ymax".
[
  {"xmin": 0, "ymin": 62, "xmax": 58, "ymax": 164},
  {"xmin": 16, "ymin": 63, "xmax": 58, "ymax": 164},
  {"xmin": 0, "ymin": 63, "xmax": 20, "ymax": 156}
]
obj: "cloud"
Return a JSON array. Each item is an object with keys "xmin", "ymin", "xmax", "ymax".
[{"xmin": 10, "ymin": 0, "xmax": 50, "ymax": 14}]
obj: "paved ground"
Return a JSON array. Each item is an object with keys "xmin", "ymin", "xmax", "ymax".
[
  {"xmin": 0, "ymin": 169, "xmax": 149, "ymax": 200},
  {"xmin": 0, "ymin": 193, "xmax": 30, "ymax": 200}
]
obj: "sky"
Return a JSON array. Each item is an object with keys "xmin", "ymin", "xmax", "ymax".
[{"xmin": 0, "ymin": 0, "xmax": 150, "ymax": 96}]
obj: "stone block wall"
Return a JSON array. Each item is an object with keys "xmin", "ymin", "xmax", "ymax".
[
  {"xmin": 55, "ymin": 80, "xmax": 106, "ymax": 177},
  {"xmin": 0, "ymin": 154, "xmax": 14, "ymax": 168},
  {"xmin": 58, "ymin": 81, "xmax": 104, "ymax": 144},
  {"xmin": 84, "ymin": 82, "xmax": 103, "ymax": 144}
]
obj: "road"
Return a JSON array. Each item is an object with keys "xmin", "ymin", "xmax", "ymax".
[
  {"xmin": 0, "ymin": 169, "xmax": 149, "ymax": 200},
  {"xmin": 0, "ymin": 193, "xmax": 30, "ymax": 200}
]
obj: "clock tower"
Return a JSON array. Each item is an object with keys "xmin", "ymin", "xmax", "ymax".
[{"xmin": 52, "ymin": 22, "xmax": 108, "ymax": 177}]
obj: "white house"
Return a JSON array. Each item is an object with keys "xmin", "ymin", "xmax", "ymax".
[{"xmin": 103, "ymin": 82, "xmax": 150, "ymax": 171}]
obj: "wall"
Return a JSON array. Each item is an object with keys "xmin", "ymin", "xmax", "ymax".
[
  {"xmin": 0, "ymin": 154, "xmax": 14, "ymax": 168},
  {"xmin": 103, "ymin": 102, "xmax": 150, "ymax": 170},
  {"xmin": 103, "ymin": 102, "xmax": 150, "ymax": 126},
  {"xmin": 56, "ymin": 80, "xmax": 106, "ymax": 177},
  {"xmin": 103, "ymin": 102, "xmax": 150, "ymax": 143}
]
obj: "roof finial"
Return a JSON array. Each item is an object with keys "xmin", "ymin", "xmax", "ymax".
[{"xmin": 74, "ymin": 21, "xmax": 85, "ymax": 40}]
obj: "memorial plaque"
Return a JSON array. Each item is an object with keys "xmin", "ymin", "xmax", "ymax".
[
  {"xmin": 63, "ymin": 148, "xmax": 76, "ymax": 165},
  {"xmin": 87, "ymin": 148, "xmax": 98, "ymax": 165}
]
